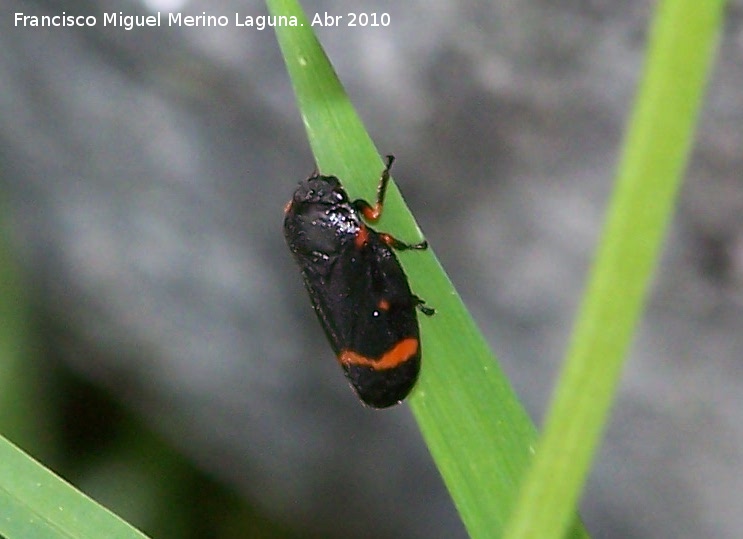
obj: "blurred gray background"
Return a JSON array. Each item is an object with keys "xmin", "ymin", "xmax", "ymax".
[{"xmin": 2, "ymin": 0, "xmax": 743, "ymax": 537}]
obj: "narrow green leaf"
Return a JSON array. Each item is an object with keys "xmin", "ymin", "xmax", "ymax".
[
  {"xmin": 266, "ymin": 2, "xmax": 586, "ymax": 537},
  {"xmin": 0, "ymin": 436, "xmax": 150, "ymax": 539},
  {"xmin": 1, "ymin": 188, "xmax": 149, "ymax": 538},
  {"xmin": 504, "ymin": 1, "xmax": 726, "ymax": 538}
]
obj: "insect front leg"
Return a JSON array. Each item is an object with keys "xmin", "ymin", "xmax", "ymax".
[{"xmin": 353, "ymin": 154, "xmax": 395, "ymax": 222}]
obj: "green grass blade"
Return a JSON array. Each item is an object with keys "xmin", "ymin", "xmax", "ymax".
[
  {"xmin": 0, "ymin": 435, "xmax": 150, "ymax": 539},
  {"xmin": 266, "ymin": 2, "xmax": 586, "ymax": 537},
  {"xmin": 1, "ymin": 192, "xmax": 150, "ymax": 538},
  {"xmin": 503, "ymin": 1, "xmax": 726, "ymax": 538}
]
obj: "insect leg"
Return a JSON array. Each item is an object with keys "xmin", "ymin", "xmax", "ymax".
[
  {"xmin": 353, "ymin": 154, "xmax": 395, "ymax": 221},
  {"xmin": 413, "ymin": 295, "xmax": 435, "ymax": 316},
  {"xmin": 378, "ymin": 233, "xmax": 428, "ymax": 251}
]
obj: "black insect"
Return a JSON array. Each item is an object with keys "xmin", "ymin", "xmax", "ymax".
[{"xmin": 284, "ymin": 155, "xmax": 433, "ymax": 408}]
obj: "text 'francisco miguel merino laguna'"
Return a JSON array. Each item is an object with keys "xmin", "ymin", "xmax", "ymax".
[{"xmin": 14, "ymin": 12, "xmax": 299, "ymax": 31}]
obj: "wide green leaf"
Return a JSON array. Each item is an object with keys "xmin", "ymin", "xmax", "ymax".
[{"xmin": 266, "ymin": 1, "xmax": 586, "ymax": 537}]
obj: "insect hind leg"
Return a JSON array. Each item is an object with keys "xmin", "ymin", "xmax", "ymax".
[{"xmin": 413, "ymin": 295, "xmax": 435, "ymax": 316}]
